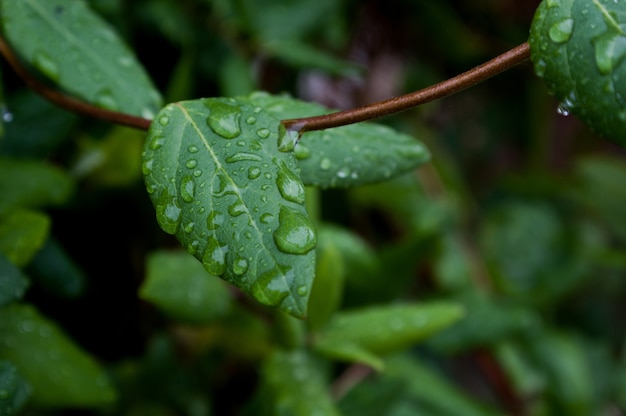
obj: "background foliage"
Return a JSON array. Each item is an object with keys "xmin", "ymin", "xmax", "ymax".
[{"xmin": 1, "ymin": 0, "xmax": 626, "ymax": 415}]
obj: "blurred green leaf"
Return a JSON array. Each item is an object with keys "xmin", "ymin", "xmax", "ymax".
[
  {"xmin": 0, "ymin": 360, "xmax": 31, "ymax": 415},
  {"xmin": 1, "ymin": 0, "xmax": 162, "ymax": 118},
  {"xmin": 143, "ymin": 98, "xmax": 315, "ymax": 318},
  {"xmin": 0, "ymin": 253, "xmax": 29, "ymax": 306},
  {"xmin": 0, "ymin": 157, "xmax": 74, "ymax": 216},
  {"xmin": 314, "ymin": 302, "xmax": 465, "ymax": 369},
  {"xmin": 0, "ymin": 209, "xmax": 50, "ymax": 267},
  {"xmin": 139, "ymin": 249, "xmax": 232, "ymax": 324},
  {"xmin": 0, "ymin": 303, "xmax": 117, "ymax": 407}
]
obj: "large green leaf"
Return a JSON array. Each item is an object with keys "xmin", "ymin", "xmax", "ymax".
[
  {"xmin": 529, "ymin": 0, "xmax": 626, "ymax": 145},
  {"xmin": 143, "ymin": 98, "xmax": 316, "ymax": 318},
  {"xmin": 245, "ymin": 92, "xmax": 431, "ymax": 188},
  {"xmin": 0, "ymin": 303, "xmax": 117, "ymax": 407},
  {"xmin": 0, "ymin": 0, "xmax": 162, "ymax": 118}
]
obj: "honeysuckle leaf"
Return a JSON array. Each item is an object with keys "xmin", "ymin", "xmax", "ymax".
[
  {"xmin": 0, "ymin": 304, "xmax": 117, "ymax": 407},
  {"xmin": 245, "ymin": 92, "xmax": 431, "ymax": 188},
  {"xmin": 143, "ymin": 98, "xmax": 316, "ymax": 318},
  {"xmin": 0, "ymin": 0, "xmax": 162, "ymax": 118},
  {"xmin": 529, "ymin": 0, "xmax": 626, "ymax": 145},
  {"xmin": 313, "ymin": 302, "xmax": 465, "ymax": 370}
]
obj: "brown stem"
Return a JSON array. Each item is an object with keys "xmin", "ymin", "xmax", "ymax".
[
  {"xmin": 282, "ymin": 42, "xmax": 530, "ymax": 133},
  {"xmin": 0, "ymin": 36, "xmax": 152, "ymax": 131}
]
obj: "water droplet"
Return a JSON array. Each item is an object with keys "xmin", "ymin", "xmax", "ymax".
[
  {"xmin": 202, "ymin": 236, "xmax": 227, "ymax": 276},
  {"xmin": 206, "ymin": 211, "xmax": 224, "ymax": 230},
  {"xmin": 188, "ymin": 145, "xmax": 199, "ymax": 153},
  {"xmin": 556, "ymin": 93, "xmax": 576, "ymax": 116},
  {"xmin": 337, "ymin": 167, "xmax": 350, "ymax": 179},
  {"xmin": 547, "ymin": 0, "xmax": 561, "ymax": 7},
  {"xmin": 320, "ymin": 158, "xmax": 331, "ymax": 170},
  {"xmin": 278, "ymin": 127, "xmax": 299, "ymax": 152},
  {"xmin": 193, "ymin": 169, "xmax": 202, "ymax": 177},
  {"xmin": 33, "ymin": 50, "xmax": 59, "ymax": 81},
  {"xmin": 251, "ymin": 266, "xmax": 292, "ymax": 305},
  {"xmin": 156, "ymin": 192, "xmax": 181, "ymax": 234},
  {"xmin": 549, "ymin": 18, "xmax": 574, "ymax": 44},
  {"xmin": 260, "ymin": 213, "xmax": 275, "ymax": 224},
  {"xmin": 206, "ymin": 100, "xmax": 242, "ymax": 139},
  {"xmin": 273, "ymin": 206, "xmax": 316, "ymax": 254},
  {"xmin": 186, "ymin": 159, "xmax": 197, "ymax": 169},
  {"xmin": 184, "ymin": 222, "xmax": 195, "ymax": 233},
  {"xmin": 233, "ymin": 257, "xmax": 249, "ymax": 275},
  {"xmin": 225, "ymin": 152, "xmax": 262, "ymax": 163},
  {"xmin": 534, "ymin": 58, "xmax": 547, "ymax": 78},
  {"xmin": 248, "ymin": 166, "xmax": 261, "ymax": 179},
  {"xmin": 246, "ymin": 116, "xmax": 257, "ymax": 125},
  {"xmin": 180, "ymin": 176, "xmax": 196, "ymax": 202},
  {"xmin": 593, "ymin": 28, "xmax": 626, "ymax": 75},
  {"xmin": 1, "ymin": 105, "xmax": 13, "ymax": 123},
  {"xmin": 276, "ymin": 164, "xmax": 305, "ymax": 204},
  {"xmin": 294, "ymin": 144, "xmax": 311, "ymax": 160},
  {"xmin": 94, "ymin": 88, "xmax": 119, "ymax": 111},
  {"xmin": 256, "ymin": 128, "xmax": 271, "ymax": 139},
  {"xmin": 158, "ymin": 115, "xmax": 170, "ymax": 126},
  {"xmin": 142, "ymin": 158, "xmax": 154, "ymax": 175},
  {"xmin": 149, "ymin": 135, "xmax": 165, "ymax": 150},
  {"xmin": 297, "ymin": 285, "xmax": 308, "ymax": 296},
  {"xmin": 228, "ymin": 200, "xmax": 247, "ymax": 217}
]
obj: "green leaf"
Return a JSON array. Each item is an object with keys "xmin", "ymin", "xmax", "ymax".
[
  {"xmin": 0, "ymin": 303, "xmax": 117, "ymax": 407},
  {"xmin": 314, "ymin": 302, "xmax": 465, "ymax": 369},
  {"xmin": 529, "ymin": 0, "xmax": 626, "ymax": 145},
  {"xmin": 259, "ymin": 349, "xmax": 341, "ymax": 416},
  {"xmin": 0, "ymin": 253, "xmax": 29, "ymax": 306},
  {"xmin": 0, "ymin": 157, "xmax": 74, "ymax": 216},
  {"xmin": 143, "ymin": 98, "xmax": 316, "ymax": 318},
  {"xmin": 0, "ymin": 0, "xmax": 162, "ymax": 118},
  {"xmin": 0, "ymin": 361, "xmax": 31, "ymax": 415},
  {"xmin": 139, "ymin": 250, "xmax": 232, "ymax": 324},
  {"xmin": 245, "ymin": 92, "xmax": 431, "ymax": 188},
  {"xmin": 0, "ymin": 210, "xmax": 50, "ymax": 267}
]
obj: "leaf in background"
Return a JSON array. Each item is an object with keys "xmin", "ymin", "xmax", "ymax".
[
  {"xmin": 0, "ymin": 157, "xmax": 74, "ymax": 216},
  {"xmin": 314, "ymin": 302, "xmax": 464, "ymax": 370},
  {"xmin": 143, "ymin": 98, "xmax": 316, "ymax": 318},
  {"xmin": 0, "ymin": 360, "xmax": 31, "ymax": 415},
  {"xmin": 257, "ymin": 349, "xmax": 340, "ymax": 416},
  {"xmin": 25, "ymin": 236, "xmax": 86, "ymax": 299},
  {"xmin": 245, "ymin": 92, "xmax": 431, "ymax": 188},
  {"xmin": 0, "ymin": 209, "xmax": 49, "ymax": 267},
  {"xmin": 0, "ymin": 253, "xmax": 29, "ymax": 306},
  {"xmin": 0, "ymin": 303, "xmax": 117, "ymax": 407},
  {"xmin": 0, "ymin": 0, "xmax": 162, "ymax": 118},
  {"xmin": 529, "ymin": 0, "xmax": 626, "ymax": 145},
  {"xmin": 140, "ymin": 250, "xmax": 232, "ymax": 324}
]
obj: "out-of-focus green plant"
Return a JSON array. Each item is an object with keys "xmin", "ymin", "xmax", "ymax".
[{"xmin": 0, "ymin": 0, "xmax": 625, "ymax": 414}]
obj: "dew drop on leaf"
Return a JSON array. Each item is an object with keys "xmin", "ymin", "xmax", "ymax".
[
  {"xmin": 278, "ymin": 127, "xmax": 299, "ymax": 152},
  {"xmin": 248, "ymin": 166, "xmax": 261, "ymax": 179},
  {"xmin": 319, "ymin": 158, "xmax": 332, "ymax": 170},
  {"xmin": 256, "ymin": 128, "xmax": 270, "ymax": 139},
  {"xmin": 186, "ymin": 159, "xmax": 197, "ymax": 169},
  {"xmin": 206, "ymin": 211, "xmax": 224, "ymax": 230},
  {"xmin": 225, "ymin": 152, "xmax": 263, "ymax": 163},
  {"xmin": 94, "ymin": 88, "xmax": 119, "ymax": 111},
  {"xmin": 260, "ymin": 213, "xmax": 275, "ymax": 224},
  {"xmin": 273, "ymin": 206, "xmax": 316, "ymax": 255},
  {"xmin": 276, "ymin": 164, "xmax": 306, "ymax": 204},
  {"xmin": 233, "ymin": 257, "xmax": 249, "ymax": 275},
  {"xmin": 180, "ymin": 176, "xmax": 196, "ymax": 202},
  {"xmin": 202, "ymin": 236, "xmax": 227, "ymax": 276},
  {"xmin": 158, "ymin": 115, "xmax": 170, "ymax": 126},
  {"xmin": 188, "ymin": 145, "xmax": 199, "ymax": 153},
  {"xmin": 155, "ymin": 193, "xmax": 182, "ymax": 234},
  {"xmin": 228, "ymin": 200, "xmax": 246, "ymax": 217},
  {"xmin": 33, "ymin": 50, "xmax": 60, "ymax": 81},
  {"xmin": 205, "ymin": 101, "xmax": 242, "ymax": 139},
  {"xmin": 294, "ymin": 144, "xmax": 311, "ymax": 160},
  {"xmin": 549, "ymin": 18, "xmax": 574, "ymax": 43}
]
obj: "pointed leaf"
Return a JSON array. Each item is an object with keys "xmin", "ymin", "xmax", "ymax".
[
  {"xmin": 0, "ymin": 304, "xmax": 117, "ymax": 407},
  {"xmin": 245, "ymin": 92, "xmax": 431, "ymax": 188},
  {"xmin": 143, "ymin": 98, "xmax": 316, "ymax": 318},
  {"xmin": 0, "ymin": 0, "xmax": 162, "ymax": 118},
  {"xmin": 529, "ymin": 0, "xmax": 626, "ymax": 145}
]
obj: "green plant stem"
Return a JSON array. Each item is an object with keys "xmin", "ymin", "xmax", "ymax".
[
  {"xmin": 0, "ymin": 36, "xmax": 152, "ymax": 130},
  {"xmin": 282, "ymin": 42, "xmax": 531, "ymax": 133}
]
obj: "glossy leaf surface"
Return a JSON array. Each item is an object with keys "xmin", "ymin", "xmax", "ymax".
[
  {"xmin": 0, "ymin": 304, "xmax": 117, "ymax": 407},
  {"xmin": 143, "ymin": 98, "xmax": 316, "ymax": 318},
  {"xmin": 529, "ymin": 0, "xmax": 626, "ymax": 144},
  {"xmin": 245, "ymin": 92, "xmax": 431, "ymax": 188},
  {"xmin": 0, "ymin": 0, "xmax": 162, "ymax": 118}
]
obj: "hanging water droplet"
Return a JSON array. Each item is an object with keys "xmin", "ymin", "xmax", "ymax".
[
  {"xmin": 225, "ymin": 152, "xmax": 262, "ymax": 163},
  {"xmin": 180, "ymin": 176, "xmax": 196, "ymax": 202},
  {"xmin": 202, "ymin": 236, "xmax": 227, "ymax": 276},
  {"xmin": 276, "ymin": 164, "xmax": 306, "ymax": 204},
  {"xmin": 206, "ymin": 101, "xmax": 242, "ymax": 139},
  {"xmin": 1, "ymin": 105, "xmax": 13, "ymax": 122},
  {"xmin": 33, "ymin": 50, "xmax": 60, "ymax": 81},
  {"xmin": 248, "ymin": 166, "xmax": 261, "ymax": 179},
  {"xmin": 556, "ymin": 93, "xmax": 576, "ymax": 116},
  {"xmin": 228, "ymin": 200, "xmax": 246, "ymax": 217},
  {"xmin": 277, "ymin": 125, "xmax": 299, "ymax": 152},
  {"xmin": 206, "ymin": 211, "xmax": 224, "ymax": 230},
  {"xmin": 549, "ymin": 18, "xmax": 574, "ymax": 43},
  {"xmin": 319, "ymin": 158, "xmax": 331, "ymax": 170},
  {"xmin": 273, "ymin": 206, "xmax": 316, "ymax": 254},
  {"xmin": 294, "ymin": 144, "xmax": 311, "ymax": 160},
  {"xmin": 233, "ymin": 257, "xmax": 249, "ymax": 275}
]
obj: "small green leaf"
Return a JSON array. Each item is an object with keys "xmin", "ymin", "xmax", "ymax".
[
  {"xmin": 143, "ymin": 98, "xmax": 316, "ymax": 318},
  {"xmin": 314, "ymin": 302, "xmax": 464, "ymax": 369},
  {"xmin": 0, "ymin": 254, "xmax": 29, "ymax": 306},
  {"xmin": 0, "ymin": 157, "xmax": 74, "ymax": 216},
  {"xmin": 0, "ymin": 303, "xmax": 117, "ymax": 407},
  {"xmin": 0, "ymin": 210, "xmax": 49, "ymax": 267},
  {"xmin": 140, "ymin": 250, "xmax": 232, "ymax": 324},
  {"xmin": 245, "ymin": 92, "xmax": 431, "ymax": 188},
  {"xmin": 260, "ymin": 349, "xmax": 341, "ymax": 416},
  {"xmin": 0, "ymin": 361, "xmax": 31, "ymax": 415},
  {"xmin": 529, "ymin": 0, "xmax": 626, "ymax": 145},
  {"xmin": 0, "ymin": 0, "xmax": 162, "ymax": 118}
]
